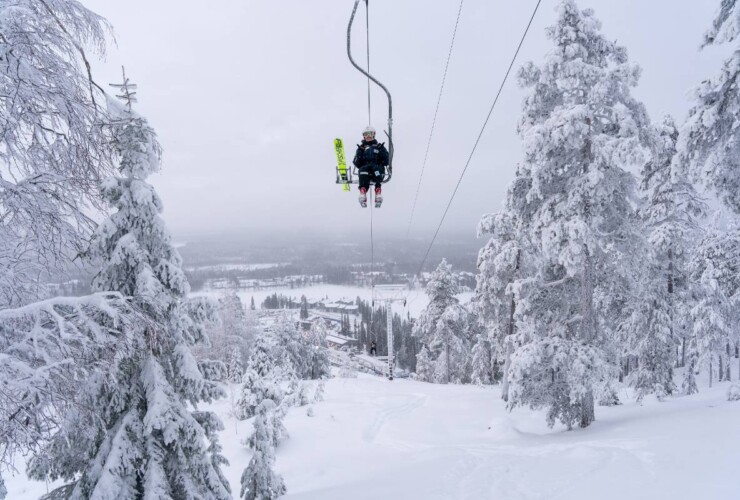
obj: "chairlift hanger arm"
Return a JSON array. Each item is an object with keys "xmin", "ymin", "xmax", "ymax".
[{"xmin": 347, "ymin": 0, "xmax": 394, "ymax": 181}]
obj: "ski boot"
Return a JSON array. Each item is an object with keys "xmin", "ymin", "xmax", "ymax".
[
  {"xmin": 374, "ymin": 187, "xmax": 383, "ymax": 208},
  {"xmin": 359, "ymin": 188, "xmax": 368, "ymax": 208}
]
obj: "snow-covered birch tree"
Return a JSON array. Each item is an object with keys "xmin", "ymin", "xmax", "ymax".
[{"xmin": 0, "ymin": 0, "xmax": 115, "ymax": 307}]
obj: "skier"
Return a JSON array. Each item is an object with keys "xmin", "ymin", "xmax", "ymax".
[
  {"xmin": 370, "ymin": 341, "xmax": 377, "ymax": 356},
  {"xmin": 353, "ymin": 126, "xmax": 389, "ymax": 208}
]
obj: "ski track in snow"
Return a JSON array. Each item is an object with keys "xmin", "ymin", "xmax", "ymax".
[
  {"xmin": 361, "ymin": 392, "xmax": 429, "ymax": 444},
  {"xmin": 271, "ymin": 375, "xmax": 738, "ymax": 500}
]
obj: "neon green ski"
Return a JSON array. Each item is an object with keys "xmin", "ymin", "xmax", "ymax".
[{"xmin": 334, "ymin": 138, "xmax": 350, "ymax": 192}]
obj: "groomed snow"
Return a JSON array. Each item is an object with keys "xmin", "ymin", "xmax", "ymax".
[{"xmin": 210, "ymin": 374, "xmax": 739, "ymax": 500}]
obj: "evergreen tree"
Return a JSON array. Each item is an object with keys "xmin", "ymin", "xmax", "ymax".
[
  {"xmin": 507, "ymin": 0, "xmax": 651, "ymax": 428},
  {"xmin": 415, "ymin": 345, "xmax": 434, "ymax": 383},
  {"xmin": 27, "ymin": 95, "xmax": 230, "ymax": 498},
  {"xmin": 413, "ymin": 260, "xmax": 471, "ymax": 384},
  {"xmin": 470, "ymin": 334, "xmax": 495, "ymax": 385},
  {"xmin": 228, "ymin": 349, "xmax": 244, "ymax": 384},
  {"xmin": 679, "ymin": 0, "xmax": 740, "ymax": 214},
  {"xmin": 240, "ymin": 400, "xmax": 286, "ymax": 500},
  {"xmin": 683, "ymin": 337, "xmax": 700, "ymax": 395},
  {"xmin": 238, "ymin": 331, "xmax": 283, "ymax": 420},
  {"xmin": 272, "ymin": 316, "xmax": 311, "ymax": 378},
  {"xmin": 307, "ymin": 322, "xmax": 331, "ymax": 380},
  {"xmin": 643, "ymin": 117, "xmax": 706, "ymax": 361},
  {"xmin": 689, "ymin": 219, "xmax": 740, "ymax": 387},
  {"xmin": 300, "ymin": 295, "xmax": 309, "ymax": 319},
  {"xmin": 475, "ymin": 203, "xmax": 530, "ymax": 398},
  {"xmin": 628, "ymin": 117, "xmax": 705, "ymax": 400}
]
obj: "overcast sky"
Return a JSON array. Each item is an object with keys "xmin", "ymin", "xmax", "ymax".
[{"xmin": 84, "ymin": 0, "xmax": 727, "ymax": 243}]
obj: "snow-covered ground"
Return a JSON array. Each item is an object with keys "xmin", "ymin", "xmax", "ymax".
[
  {"xmin": 6, "ymin": 372, "xmax": 739, "ymax": 499},
  {"xmin": 211, "ymin": 374, "xmax": 739, "ymax": 500},
  {"xmin": 195, "ymin": 284, "xmax": 474, "ymax": 318}
]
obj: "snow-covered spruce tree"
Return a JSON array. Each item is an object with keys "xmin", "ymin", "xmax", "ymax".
[
  {"xmin": 0, "ymin": 293, "xmax": 144, "ymax": 481},
  {"xmin": 470, "ymin": 333, "xmax": 495, "ymax": 386},
  {"xmin": 474, "ymin": 194, "xmax": 531, "ymax": 396},
  {"xmin": 300, "ymin": 295, "xmax": 309, "ymax": 319},
  {"xmin": 431, "ymin": 303, "xmax": 471, "ymax": 384},
  {"xmin": 228, "ymin": 349, "xmax": 245, "ymax": 383},
  {"xmin": 413, "ymin": 260, "xmax": 471, "ymax": 384},
  {"xmin": 507, "ymin": 0, "xmax": 651, "ymax": 428},
  {"xmin": 679, "ymin": 0, "xmax": 740, "ymax": 214},
  {"xmin": 415, "ymin": 345, "xmax": 434, "ymax": 382},
  {"xmin": 218, "ymin": 291, "xmax": 253, "ymax": 363},
  {"xmin": 237, "ymin": 330, "xmax": 283, "ymax": 420},
  {"xmin": 306, "ymin": 321, "xmax": 331, "ymax": 380},
  {"xmin": 240, "ymin": 400, "xmax": 286, "ymax": 500},
  {"xmin": 683, "ymin": 337, "xmax": 700, "ymax": 395},
  {"xmin": 628, "ymin": 117, "xmax": 706, "ymax": 401},
  {"xmin": 689, "ymin": 218, "xmax": 740, "ymax": 388},
  {"xmin": 272, "ymin": 316, "xmax": 311, "ymax": 378},
  {"xmin": 27, "ymin": 96, "xmax": 230, "ymax": 499},
  {"xmin": 0, "ymin": 0, "xmax": 116, "ymax": 307}
]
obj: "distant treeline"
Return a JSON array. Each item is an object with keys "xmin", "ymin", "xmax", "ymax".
[
  {"xmin": 185, "ymin": 260, "xmax": 475, "ymax": 293},
  {"xmin": 262, "ymin": 293, "xmax": 300, "ymax": 310}
]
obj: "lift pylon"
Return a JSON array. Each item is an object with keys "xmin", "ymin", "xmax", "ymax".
[{"xmin": 373, "ymin": 285, "xmax": 407, "ymax": 380}]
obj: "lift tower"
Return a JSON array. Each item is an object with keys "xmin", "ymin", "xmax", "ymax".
[{"xmin": 373, "ymin": 285, "xmax": 407, "ymax": 380}]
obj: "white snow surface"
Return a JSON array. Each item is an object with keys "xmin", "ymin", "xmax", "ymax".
[
  {"xmin": 6, "ymin": 373, "xmax": 739, "ymax": 499},
  {"xmin": 215, "ymin": 375, "xmax": 737, "ymax": 500}
]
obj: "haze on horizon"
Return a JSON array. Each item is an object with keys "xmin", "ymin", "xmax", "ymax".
[{"xmin": 85, "ymin": 0, "xmax": 727, "ymax": 243}]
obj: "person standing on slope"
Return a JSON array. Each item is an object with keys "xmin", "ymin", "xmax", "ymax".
[{"xmin": 353, "ymin": 126, "xmax": 389, "ymax": 208}]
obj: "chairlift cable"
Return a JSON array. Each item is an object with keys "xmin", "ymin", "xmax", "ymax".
[
  {"xmin": 365, "ymin": 0, "xmax": 376, "ymax": 295},
  {"xmin": 406, "ymin": 0, "xmax": 465, "ymax": 238},
  {"xmin": 366, "ymin": 0, "xmax": 372, "ymax": 125},
  {"xmin": 415, "ymin": 0, "xmax": 542, "ymax": 276}
]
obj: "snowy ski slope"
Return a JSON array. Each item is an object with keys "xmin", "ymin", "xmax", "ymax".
[
  {"xmin": 212, "ymin": 374, "xmax": 739, "ymax": 500},
  {"xmin": 7, "ymin": 372, "xmax": 738, "ymax": 499}
]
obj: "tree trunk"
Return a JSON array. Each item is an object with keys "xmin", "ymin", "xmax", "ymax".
[
  {"xmin": 501, "ymin": 249, "xmax": 521, "ymax": 402},
  {"xmin": 681, "ymin": 337, "xmax": 686, "ymax": 368},
  {"xmin": 579, "ymin": 244, "xmax": 596, "ymax": 427},
  {"xmin": 501, "ymin": 342, "xmax": 514, "ymax": 402},
  {"xmin": 446, "ymin": 340, "xmax": 451, "ymax": 384},
  {"xmin": 579, "ymin": 390, "xmax": 595, "ymax": 428},
  {"xmin": 709, "ymin": 358, "xmax": 713, "ymax": 388},
  {"xmin": 667, "ymin": 247, "xmax": 675, "ymax": 354}
]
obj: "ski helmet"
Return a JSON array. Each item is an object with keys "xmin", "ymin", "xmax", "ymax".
[{"xmin": 362, "ymin": 126, "xmax": 376, "ymax": 136}]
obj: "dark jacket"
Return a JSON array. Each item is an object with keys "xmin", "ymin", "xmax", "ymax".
[{"xmin": 353, "ymin": 139, "xmax": 390, "ymax": 169}]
